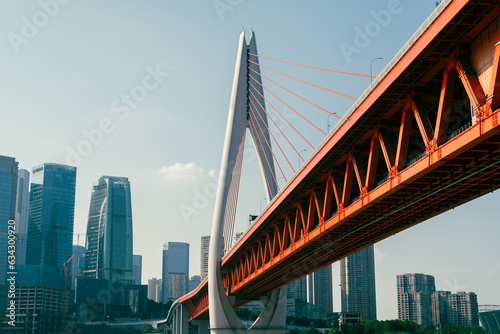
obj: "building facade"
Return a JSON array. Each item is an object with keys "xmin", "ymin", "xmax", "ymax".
[
  {"xmin": 432, "ymin": 291, "xmax": 450, "ymax": 326},
  {"xmin": 162, "ymin": 242, "xmax": 189, "ymax": 302},
  {"xmin": 83, "ymin": 176, "xmax": 133, "ymax": 284},
  {"xmin": 340, "ymin": 245, "xmax": 377, "ymax": 321},
  {"xmin": 26, "ymin": 163, "xmax": 77, "ymax": 275},
  {"xmin": 133, "ymin": 254, "xmax": 142, "ymax": 285},
  {"xmin": 148, "ymin": 278, "xmax": 162, "ymax": 302},
  {"xmin": 287, "ymin": 277, "xmax": 307, "ymax": 302},
  {"xmin": 448, "ymin": 292, "xmax": 479, "ymax": 327},
  {"xmin": 431, "ymin": 291, "xmax": 479, "ymax": 327},
  {"xmin": 15, "ymin": 168, "xmax": 30, "ymax": 267},
  {"xmin": 189, "ymin": 275, "xmax": 202, "ymax": 292},
  {"xmin": 0, "ymin": 155, "xmax": 18, "ymax": 311},
  {"xmin": 309, "ymin": 265, "xmax": 333, "ymax": 315},
  {"xmin": 397, "ymin": 273, "xmax": 435, "ymax": 325},
  {"xmin": 5, "ymin": 265, "xmax": 66, "ymax": 334},
  {"xmin": 200, "ymin": 236, "xmax": 210, "ymax": 280}
]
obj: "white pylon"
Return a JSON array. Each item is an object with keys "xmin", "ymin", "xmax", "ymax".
[{"xmin": 207, "ymin": 31, "xmax": 287, "ymax": 334}]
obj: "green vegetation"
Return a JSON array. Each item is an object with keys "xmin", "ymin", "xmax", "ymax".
[
  {"xmin": 141, "ymin": 323, "xmax": 168, "ymax": 333},
  {"xmin": 138, "ymin": 299, "xmax": 173, "ymax": 320},
  {"xmin": 286, "ymin": 319, "xmax": 488, "ymax": 334}
]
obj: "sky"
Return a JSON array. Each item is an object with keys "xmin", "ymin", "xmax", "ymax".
[{"xmin": 0, "ymin": 0, "xmax": 499, "ymax": 321}]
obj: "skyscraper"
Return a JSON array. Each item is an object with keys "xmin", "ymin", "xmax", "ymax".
[
  {"xmin": 0, "ymin": 155, "xmax": 18, "ymax": 311},
  {"xmin": 15, "ymin": 168, "xmax": 30, "ymax": 266},
  {"xmin": 200, "ymin": 235, "xmax": 210, "ymax": 280},
  {"xmin": 189, "ymin": 275, "xmax": 202, "ymax": 292},
  {"xmin": 148, "ymin": 278, "xmax": 162, "ymax": 302},
  {"xmin": 448, "ymin": 292, "xmax": 479, "ymax": 327},
  {"xmin": 83, "ymin": 176, "xmax": 133, "ymax": 284},
  {"xmin": 340, "ymin": 245, "xmax": 377, "ymax": 321},
  {"xmin": 26, "ymin": 163, "xmax": 77, "ymax": 275},
  {"xmin": 287, "ymin": 277, "xmax": 307, "ymax": 302},
  {"xmin": 432, "ymin": 291, "xmax": 451, "ymax": 326},
  {"xmin": 397, "ymin": 273, "xmax": 435, "ymax": 325},
  {"xmin": 162, "ymin": 242, "xmax": 189, "ymax": 302},
  {"xmin": 133, "ymin": 254, "xmax": 142, "ymax": 285},
  {"xmin": 432, "ymin": 290, "xmax": 479, "ymax": 327},
  {"xmin": 308, "ymin": 265, "xmax": 333, "ymax": 315}
]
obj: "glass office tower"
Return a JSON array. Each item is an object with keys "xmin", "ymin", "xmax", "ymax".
[
  {"xmin": 162, "ymin": 242, "xmax": 189, "ymax": 302},
  {"xmin": 83, "ymin": 176, "xmax": 133, "ymax": 284},
  {"xmin": 309, "ymin": 265, "xmax": 333, "ymax": 314},
  {"xmin": 26, "ymin": 163, "xmax": 77, "ymax": 275},
  {"xmin": 15, "ymin": 168, "xmax": 30, "ymax": 266},
  {"xmin": 0, "ymin": 155, "xmax": 18, "ymax": 311}
]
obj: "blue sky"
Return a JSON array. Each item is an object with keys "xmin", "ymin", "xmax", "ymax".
[{"xmin": 1, "ymin": 0, "xmax": 498, "ymax": 320}]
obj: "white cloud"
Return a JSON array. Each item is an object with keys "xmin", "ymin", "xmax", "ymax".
[
  {"xmin": 158, "ymin": 162, "xmax": 207, "ymax": 182},
  {"xmin": 208, "ymin": 169, "xmax": 217, "ymax": 178},
  {"xmin": 374, "ymin": 246, "xmax": 387, "ymax": 263},
  {"xmin": 442, "ymin": 277, "xmax": 467, "ymax": 293}
]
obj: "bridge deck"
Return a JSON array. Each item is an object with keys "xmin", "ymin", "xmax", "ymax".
[{"xmin": 180, "ymin": 0, "xmax": 500, "ymax": 321}]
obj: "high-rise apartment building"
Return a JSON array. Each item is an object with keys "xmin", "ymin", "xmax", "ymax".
[
  {"xmin": 133, "ymin": 254, "xmax": 142, "ymax": 285},
  {"xmin": 83, "ymin": 176, "xmax": 133, "ymax": 284},
  {"xmin": 432, "ymin": 291, "xmax": 451, "ymax": 326},
  {"xmin": 162, "ymin": 242, "xmax": 189, "ymax": 302},
  {"xmin": 0, "ymin": 155, "xmax": 18, "ymax": 311},
  {"xmin": 15, "ymin": 168, "xmax": 30, "ymax": 266},
  {"xmin": 431, "ymin": 291, "xmax": 479, "ymax": 327},
  {"xmin": 309, "ymin": 265, "xmax": 333, "ymax": 314},
  {"xmin": 448, "ymin": 292, "xmax": 479, "ymax": 327},
  {"xmin": 340, "ymin": 245, "xmax": 377, "ymax": 321},
  {"xmin": 26, "ymin": 163, "xmax": 77, "ymax": 275},
  {"xmin": 148, "ymin": 278, "xmax": 162, "ymax": 302},
  {"xmin": 397, "ymin": 273, "xmax": 435, "ymax": 325},
  {"xmin": 200, "ymin": 236, "xmax": 210, "ymax": 280}
]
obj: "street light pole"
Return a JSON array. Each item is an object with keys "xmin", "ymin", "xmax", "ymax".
[
  {"xmin": 327, "ymin": 113, "xmax": 336, "ymax": 133},
  {"xmin": 298, "ymin": 149, "xmax": 307, "ymax": 169},
  {"xmin": 370, "ymin": 57, "xmax": 383, "ymax": 83}
]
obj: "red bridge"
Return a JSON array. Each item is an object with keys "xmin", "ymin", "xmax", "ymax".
[{"xmin": 176, "ymin": 0, "xmax": 500, "ymax": 325}]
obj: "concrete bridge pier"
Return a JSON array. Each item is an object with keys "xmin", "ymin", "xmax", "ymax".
[
  {"xmin": 171, "ymin": 303, "xmax": 189, "ymax": 334},
  {"xmin": 192, "ymin": 319, "xmax": 210, "ymax": 334}
]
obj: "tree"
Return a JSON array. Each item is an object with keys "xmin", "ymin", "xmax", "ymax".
[{"xmin": 142, "ymin": 323, "xmax": 155, "ymax": 333}]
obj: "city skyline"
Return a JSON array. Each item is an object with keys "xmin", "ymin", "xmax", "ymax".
[{"xmin": 1, "ymin": 0, "xmax": 499, "ymax": 321}]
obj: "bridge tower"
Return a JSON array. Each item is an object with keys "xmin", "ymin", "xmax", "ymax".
[{"xmin": 207, "ymin": 31, "xmax": 287, "ymax": 334}]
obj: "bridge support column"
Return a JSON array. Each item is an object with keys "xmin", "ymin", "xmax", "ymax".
[
  {"xmin": 248, "ymin": 287, "xmax": 287, "ymax": 334},
  {"xmin": 208, "ymin": 30, "xmax": 286, "ymax": 334},
  {"xmin": 192, "ymin": 319, "xmax": 210, "ymax": 334},
  {"xmin": 172, "ymin": 303, "xmax": 189, "ymax": 334}
]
